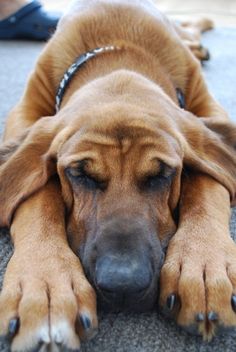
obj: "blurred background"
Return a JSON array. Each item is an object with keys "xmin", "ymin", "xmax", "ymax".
[{"xmin": 42, "ymin": 0, "xmax": 236, "ymax": 27}]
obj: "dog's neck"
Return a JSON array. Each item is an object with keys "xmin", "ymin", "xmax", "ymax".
[{"xmin": 55, "ymin": 41, "xmax": 184, "ymax": 112}]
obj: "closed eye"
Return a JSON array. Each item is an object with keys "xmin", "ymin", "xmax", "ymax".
[
  {"xmin": 142, "ymin": 173, "xmax": 171, "ymax": 190},
  {"xmin": 65, "ymin": 168, "xmax": 107, "ymax": 191},
  {"xmin": 140, "ymin": 164, "xmax": 176, "ymax": 192}
]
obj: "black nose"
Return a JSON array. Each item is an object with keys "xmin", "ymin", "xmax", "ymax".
[{"xmin": 95, "ymin": 254, "xmax": 153, "ymax": 294}]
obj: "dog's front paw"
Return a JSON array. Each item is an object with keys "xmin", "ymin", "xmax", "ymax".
[
  {"xmin": 159, "ymin": 232, "xmax": 236, "ymax": 339},
  {"xmin": 184, "ymin": 41, "xmax": 210, "ymax": 61},
  {"xmin": 0, "ymin": 249, "xmax": 97, "ymax": 351}
]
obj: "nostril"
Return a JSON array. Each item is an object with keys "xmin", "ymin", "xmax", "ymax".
[{"xmin": 95, "ymin": 255, "xmax": 153, "ymax": 294}]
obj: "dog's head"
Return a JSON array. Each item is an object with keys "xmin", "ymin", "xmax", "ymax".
[{"xmin": 1, "ymin": 71, "xmax": 235, "ymax": 311}]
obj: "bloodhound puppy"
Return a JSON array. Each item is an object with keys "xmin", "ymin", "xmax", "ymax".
[{"xmin": 0, "ymin": 0, "xmax": 236, "ymax": 350}]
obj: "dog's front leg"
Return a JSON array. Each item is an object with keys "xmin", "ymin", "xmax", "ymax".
[
  {"xmin": 0, "ymin": 180, "xmax": 97, "ymax": 351},
  {"xmin": 159, "ymin": 173, "xmax": 236, "ymax": 339}
]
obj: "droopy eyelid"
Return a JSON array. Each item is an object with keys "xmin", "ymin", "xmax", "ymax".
[
  {"xmin": 140, "ymin": 164, "xmax": 176, "ymax": 191},
  {"xmin": 65, "ymin": 167, "xmax": 107, "ymax": 191}
]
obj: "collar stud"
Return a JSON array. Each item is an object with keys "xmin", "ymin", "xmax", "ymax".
[{"xmin": 176, "ymin": 88, "xmax": 185, "ymax": 109}]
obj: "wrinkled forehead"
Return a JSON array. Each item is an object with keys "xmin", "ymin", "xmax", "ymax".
[{"xmin": 58, "ymin": 122, "xmax": 182, "ymax": 170}]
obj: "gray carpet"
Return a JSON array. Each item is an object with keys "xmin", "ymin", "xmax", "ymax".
[{"xmin": 0, "ymin": 28, "xmax": 236, "ymax": 352}]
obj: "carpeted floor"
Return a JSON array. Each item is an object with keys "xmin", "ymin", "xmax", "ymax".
[{"xmin": 0, "ymin": 28, "xmax": 236, "ymax": 352}]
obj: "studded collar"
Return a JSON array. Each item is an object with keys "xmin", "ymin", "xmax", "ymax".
[{"xmin": 55, "ymin": 45, "xmax": 185, "ymax": 112}]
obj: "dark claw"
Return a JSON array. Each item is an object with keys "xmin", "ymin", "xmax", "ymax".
[
  {"xmin": 208, "ymin": 311, "xmax": 218, "ymax": 321},
  {"xmin": 166, "ymin": 294, "xmax": 176, "ymax": 311},
  {"xmin": 195, "ymin": 313, "xmax": 205, "ymax": 322},
  {"xmin": 201, "ymin": 49, "xmax": 210, "ymax": 61},
  {"xmin": 231, "ymin": 295, "xmax": 236, "ymax": 312},
  {"xmin": 204, "ymin": 49, "xmax": 210, "ymax": 61},
  {"xmin": 8, "ymin": 318, "xmax": 20, "ymax": 336},
  {"xmin": 79, "ymin": 315, "xmax": 91, "ymax": 330},
  {"xmin": 31, "ymin": 341, "xmax": 45, "ymax": 352},
  {"xmin": 199, "ymin": 44, "xmax": 210, "ymax": 62}
]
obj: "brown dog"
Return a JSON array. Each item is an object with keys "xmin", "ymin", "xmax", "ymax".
[{"xmin": 0, "ymin": 0, "xmax": 236, "ymax": 350}]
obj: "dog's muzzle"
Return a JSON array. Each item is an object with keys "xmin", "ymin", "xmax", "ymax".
[{"xmin": 80, "ymin": 217, "xmax": 164, "ymax": 312}]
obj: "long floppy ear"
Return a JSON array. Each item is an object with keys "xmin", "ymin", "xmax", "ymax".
[
  {"xmin": 180, "ymin": 114, "xmax": 236, "ymax": 205},
  {"xmin": 0, "ymin": 129, "xmax": 30, "ymax": 164},
  {"xmin": 0, "ymin": 117, "xmax": 65, "ymax": 227}
]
